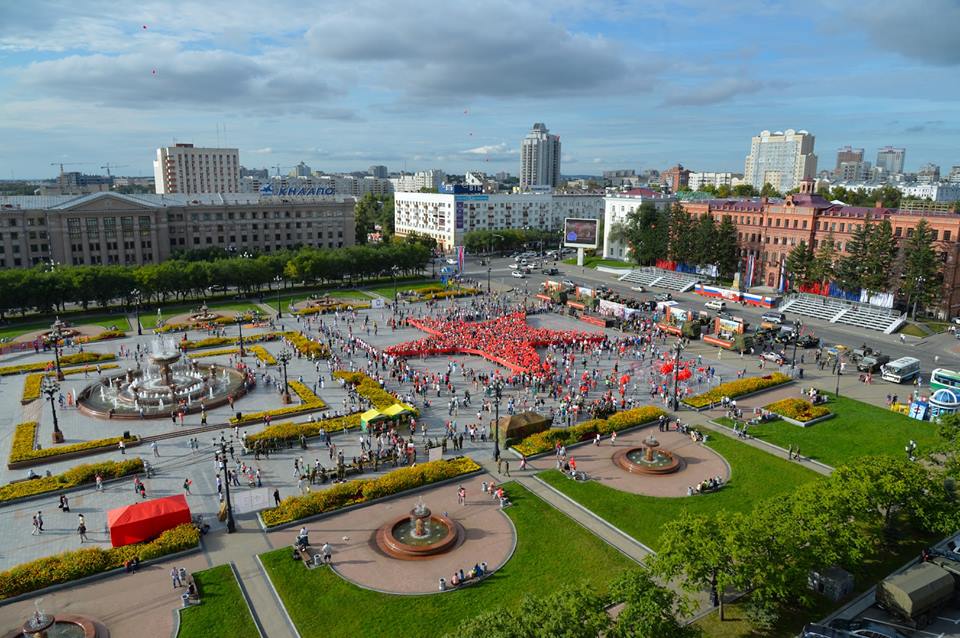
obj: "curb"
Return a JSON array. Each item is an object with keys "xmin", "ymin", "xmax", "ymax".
[
  {"xmin": 705, "ymin": 419, "xmax": 835, "ymax": 474},
  {"xmin": 0, "ymin": 461, "xmax": 148, "ymax": 508},
  {"xmin": 230, "ymin": 560, "xmax": 267, "ymax": 638},
  {"xmin": 682, "ymin": 379, "xmax": 795, "ymax": 412},
  {"xmin": 255, "ymin": 553, "xmax": 302, "ymax": 638},
  {"xmin": 0, "ymin": 543, "xmax": 203, "ymax": 608}
]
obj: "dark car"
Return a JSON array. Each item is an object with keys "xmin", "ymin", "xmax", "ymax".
[
  {"xmin": 542, "ymin": 267, "xmax": 559, "ymax": 275},
  {"xmin": 654, "ymin": 293, "xmax": 673, "ymax": 302},
  {"xmin": 596, "ymin": 284, "xmax": 610, "ymax": 293}
]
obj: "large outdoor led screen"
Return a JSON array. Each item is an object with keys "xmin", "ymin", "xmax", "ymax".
[{"xmin": 563, "ymin": 218, "xmax": 599, "ymax": 249}]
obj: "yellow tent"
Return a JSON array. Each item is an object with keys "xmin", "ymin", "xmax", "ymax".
[
  {"xmin": 382, "ymin": 403, "xmax": 413, "ymax": 418},
  {"xmin": 360, "ymin": 409, "xmax": 387, "ymax": 431}
]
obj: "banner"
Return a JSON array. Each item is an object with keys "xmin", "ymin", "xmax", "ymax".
[{"xmin": 457, "ymin": 245, "xmax": 465, "ymax": 272}]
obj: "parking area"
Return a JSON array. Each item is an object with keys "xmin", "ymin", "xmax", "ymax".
[{"xmin": 853, "ymin": 606, "xmax": 960, "ymax": 638}]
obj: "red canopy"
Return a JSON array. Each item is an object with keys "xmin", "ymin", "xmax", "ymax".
[{"xmin": 107, "ymin": 494, "xmax": 191, "ymax": 547}]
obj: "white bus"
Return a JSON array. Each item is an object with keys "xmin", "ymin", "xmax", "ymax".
[
  {"xmin": 881, "ymin": 357, "xmax": 921, "ymax": 384},
  {"xmin": 930, "ymin": 368, "xmax": 960, "ymax": 392}
]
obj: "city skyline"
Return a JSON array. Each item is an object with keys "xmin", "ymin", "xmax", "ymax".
[{"xmin": 1, "ymin": 0, "xmax": 958, "ymax": 179}]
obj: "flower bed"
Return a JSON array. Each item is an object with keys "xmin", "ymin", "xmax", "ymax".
[
  {"xmin": 512, "ymin": 406, "xmax": 668, "ymax": 457},
  {"xmin": 282, "ymin": 331, "xmax": 331, "ymax": 359},
  {"xmin": 245, "ymin": 413, "xmax": 361, "ymax": 445},
  {"xmin": 228, "ymin": 403, "xmax": 326, "ymax": 426},
  {"xmin": 187, "ymin": 348, "xmax": 240, "ymax": 359},
  {"xmin": 249, "ymin": 344, "xmax": 276, "ymax": 365},
  {"xmin": 76, "ymin": 329, "xmax": 126, "ymax": 344},
  {"xmin": 682, "ymin": 373, "xmax": 792, "ymax": 409},
  {"xmin": 288, "ymin": 380, "xmax": 324, "ymax": 406},
  {"xmin": 21, "ymin": 364, "xmax": 121, "ymax": 404},
  {"xmin": 414, "ymin": 287, "xmax": 480, "ymax": 302},
  {"xmin": 180, "ymin": 332, "xmax": 282, "ymax": 352},
  {"xmin": 0, "ymin": 523, "xmax": 199, "ymax": 600},
  {"xmin": 0, "ymin": 352, "xmax": 116, "ymax": 377},
  {"xmin": 333, "ymin": 370, "xmax": 417, "ymax": 412},
  {"xmin": 260, "ymin": 456, "xmax": 481, "ymax": 527},
  {"xmin": 9, "ymin": 422, "xmax": 140, "ymax": 465},
  {"xmin": 296, "ymin": 302, "xmax": 371, "ymax": 316},
  {"xmin": 764, "ymin": 398, "xmax": 831, "ymax": 423},
  {"xmin": 0, "ymin": 458, "xmax": 144, "ymax": 504}
]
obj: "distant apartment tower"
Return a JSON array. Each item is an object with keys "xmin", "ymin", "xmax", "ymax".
[
  {"xmin": 661, "ymin": 164, "xmax": 691, "ymax": 192},
  {"xmin": 835, "ymin": 146, "xmax": 864, "ymax": 175},
  {"xmin": 743, "ymin": 129, "xmax": 817, "ymax": 192},
  {"xmin": 917, "ymin": 163, "xmax": 941, "ymax": 184},
  {"xmin": 688, "ymin": 172, "xmax": 739, "ymax": 191},
  {"xmin": 369, "ymin": 165, "xmax": 388, "ymax": 179},
  {"xmin": 153, "ymin": 144, "xmax": 240, "ymax": 194},
  {"xmin": 837, "ymin": 161, "xmax": 873, "ymax": 182},
  {"xmin": 290, "ymin": 162, "xmax": 312, "ymax": 178},
  {"xmin": 876, "ymin": 147, "xmax": 906, "ymax": 175},
  {"xmin": 520, "ymin": 123, "xmax": 561, "ymax": 189},
  {"xmin": 240, "ymin": 166, "xmax": 269, "ymax": 179}
]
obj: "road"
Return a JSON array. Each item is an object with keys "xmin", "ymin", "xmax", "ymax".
[{"xmin": 461, "ymin": 256, "xmax": 960, "ymax": 378}]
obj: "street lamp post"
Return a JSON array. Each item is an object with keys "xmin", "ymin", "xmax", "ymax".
[
  {"xmin": 835, "ymin": 354, "xmax": 843, "ymax": 398},
  {"xmin": 50, "ymin": 318, "xmax": 66, "ymax": 381},
  {"xmin": 791, "ymin": 320, "xmax": 802, "ymax": 377},
  {"xmin": 274, "ymin": 275, "xmax": 283, "ymax": 318},
  {"xmin": 671, "ymin": 338, "xmax": 684, "ymax": 411},
  {"xmin": 41, "ymin": 376, "xmax": 64, "ymax": 443},
  {"xmin": 492, "ymin": 379, "xmax": 503, "ymax": 462},
  {"xmin": 391, "ymin": 265, "xmax": 399, "ymax": 307},
  {"xmin": 235, "ymin": 312, "xmax": 246, "ymax": 358},
  {"xmin": 487, "ymin": 267, "xmax": 492, "ymax": 294},
  {"xmin": 218, "ymin": 441, "xmax": 236, "ymax": 533},
  {"xmin": 277, "ymin": 349, "xmax": 292, "ymax": 404},
  {"xmin": 131, "ymin": 289, "xmax": 142, "ymax": 336},
  {"xmin": 912, "ymin": 275, "xmax": 926, "ymax": 319}
]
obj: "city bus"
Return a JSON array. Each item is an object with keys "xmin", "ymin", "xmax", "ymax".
[
  {"xmin": 880, "ymin": 357, "xmax": 921, "ymax": 384},
  {"xmin": 930, "ymin": 368, "xmax": 960, "ymax": 392}
]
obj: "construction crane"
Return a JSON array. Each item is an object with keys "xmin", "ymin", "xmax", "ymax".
[
  {"xmin": 272, "ymin": 165, "xmax": 295, "ymax": 177},
  {"xmin": 49, "ymin": 162, "xmax": 90, "ymax": 180},
  {"xmin": 100, "ymin": 163, "xmax": 129, "ymax": 178}
]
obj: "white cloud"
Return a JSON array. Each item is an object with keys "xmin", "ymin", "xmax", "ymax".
[{"xmin": 463, "ymin": 143, "xmax": 515, "ymax": 155}]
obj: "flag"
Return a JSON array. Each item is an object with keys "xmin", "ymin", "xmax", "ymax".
[
  {"xmin": 778, "ymin": 257, "xmax": 787, "ymax": 293},
  {"xmin": 456, "ymin": 245, "xmax": 465, "ymax": 272},
  {"xmin": 745, "ymin": 253, "xmax": 755, "ymax": 288}
]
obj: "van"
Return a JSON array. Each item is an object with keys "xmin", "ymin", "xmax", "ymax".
[
  {"xmin": 881, "ymin": 357, "xmax": 921, "ymax": 383},
  {"xmin": 705, "ymin": 300, "xmax": 726, "ymax": 312}
]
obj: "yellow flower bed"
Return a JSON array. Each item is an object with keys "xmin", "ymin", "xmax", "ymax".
[
  {"xmin": 683, "ymin": 373, "xmax": 792, "ymax": 409},
  {"xmin": 417, "ymin": 287, "xmax": 480, "ymax": 301},
  {"xmin": 76, "ymin": 329, "xmax": 126, "ymax": 344},
  {"xmin": 0, "ymin": 523, "xmax": 199, "ymax": 600},
  {"xmin": 282, "ymin": 331, "xmax": 330, "ymax": 359},
  {"xmin": 9, "ymin": 422, "xmax": 140, "ymax": 465},
  {"xmin": 0, "ymin": 352, "xmax": 116, "ymax": 377},
  {"xmin": 261, "ymin": 456, "xmax": 481, "ymax": 527},
  {"xmin": 764, "ymin": 397, "xmax": 831, "ymax": 422},
  {"xmin": 288, "ymin": 380, "xmax": 324, "ymax": 405},
  {"xmin": 0, "ymin": 458, "xmax": 144, "ymax": 503},
  {"xmin": 245, "ymin": 413, "xmax": 361, "ymax": 445},
  {"xmin": 248, "ymin": 345, "xmax": 276, "ymax": 365},
  {"xmin": 333, "ymin": 370, "xmax": 418, "ymax": 413},
  {"xmin": 512, "ymin": 406, "xmax": 668, "ymax": 457},
  {"xmin": 187, "ymin": 348, "xmax": 240, "ymax": 359},
  {"xmin": 21, "ymin": 364, "xmax": 121, "ymax": 404},
  {"xmin": 296, "ymin": 302, "xmax": 371, "ymax": 316}
]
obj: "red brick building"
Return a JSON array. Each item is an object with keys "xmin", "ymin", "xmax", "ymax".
[
  {"xmin": 680, "ymin": 181, "xmax": 960, "ymax": 316},
  {"xmin": 661, "ymin": 164, "xmax": 691, "ymax": 192}
]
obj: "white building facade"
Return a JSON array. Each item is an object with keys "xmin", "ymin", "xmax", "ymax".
[
  {"xmin": 153, "ymin": 144, "xmax": 240, "ymax": 194},
  {"xmin": 394, "ymin": 191, "xmax": 601, "ymax": 249},
  {"xmin": 743, "ymin": 129, "xmax": 817, "ymax": 192},
  {"xmin": 520, "ymin": 123, "xmax": 561, "ymax": 189},
  {"xmin": 687, "ymin": 172, "xmax": 740, "ymax": 191},
  {"xmin": 601, "ymin": 191, "xmax": 676, "ymax": 260}
]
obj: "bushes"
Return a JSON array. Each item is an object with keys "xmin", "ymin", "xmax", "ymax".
[
  {"xmin": 0, "ymin": 351, "xmax": 116, "ymax": 376},
  {"xmin": 0, "ymin": 523, "xmax": 199, "ymax": 600},
  {"xmin": 288, "ymin": 380, "xmax": 324, "ymax": 406},
  {"xmin": 513, "ymin": 406, "xmax": 668, "ymax": 456},
  {"xmin": 283, "ymin": 331, "xmax": 330, "ymax": 359},
  {"xmin": 296, "ymin": 302, "xmax": 371, "ymax": 316},
  {"xmin": 249, "ymin": 345, "xmax": 276, "ymax": 365},
  {"xmin": 0, "ymin": 459, "xmax": 144, "ymax": 503},
  {"xmin": 187, "ymin": 348, "xmax": 240, "ymax": 359},
  {"xmin": 21, "ymin": 364, "xmax": 121, "ymax": 404},
  {"xmin": 683, "ymin": 373, "xmax": 791, "ymax": 409},
  {"xmin": 764, "ymin": 398, "xmax": 830, "ymax": 423},
  {"xmin": 261, "ymin": 456, "xmax": 481, "ymax": 527},
  {"xmin": 9, "ymin": 422, "xmax": 139, "ymax": 465},
  {"xmin": 76, "ymin": 329, "xmax": 126, "ymax": 343},
  {"xmin": 245, "ymin": 413, "xmax": 361, "ymax": 444}
]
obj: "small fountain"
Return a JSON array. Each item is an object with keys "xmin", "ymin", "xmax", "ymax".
[
  {"xmin": 186, "ymin": 302, "xmax": 221, "ymax": 323},
  {"xmin": 375, "ymin": 497, "xmax": 461, "ymax": 560},
  {"xmin": 613, "ymin": 434, "xmax": 683, "ymax": 475},
  {"xmin": 76, "ymin": 336, "xmax": 248, "ymax": 420},
  {"xmin": 5, "ymin": 600, "xmax": 101, "ymax": 638}
]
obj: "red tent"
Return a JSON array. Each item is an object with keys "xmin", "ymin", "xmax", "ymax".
[{"xmin": 107, "ymin": 494, "xmax": 192, "ymax": 547}]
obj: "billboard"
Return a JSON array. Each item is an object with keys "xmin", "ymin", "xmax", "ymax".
[{"xmin": 563, "ymin": 218, "xmax": 599, "ymax": 249}]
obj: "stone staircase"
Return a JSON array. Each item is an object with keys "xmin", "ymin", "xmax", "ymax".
[
  {"xmin": 780, "ymin": 293, "xmax": 904, "ymax": 333},
  {"xmin": 618, "ymin": 268, "xmax": 699, "ymax": 292}
]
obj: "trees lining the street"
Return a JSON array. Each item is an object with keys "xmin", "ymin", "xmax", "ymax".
[{"xmin": 462, "ymin": 228, "xmax": 560, "ymax": 254}]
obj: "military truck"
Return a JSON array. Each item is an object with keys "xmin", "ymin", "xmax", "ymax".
[
  {"xmin": 875, "ymin": 559, "xmax": 956, "ymax": 628},
  {"xmin": 857, "ymin": 353, "xmax": 890, "ymax": 373}
]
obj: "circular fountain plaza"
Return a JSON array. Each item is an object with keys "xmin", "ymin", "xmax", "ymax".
[
  {"xmin": 375, "ymin": 496, "xmax": 461, "ymax": 560},
  {"xmin": 612, "ymin": 434, "xmax": 683, "ymax": 475},
  {"xmin": 77, "ymin": 336, "xmax": 249, "ymax": 419}
]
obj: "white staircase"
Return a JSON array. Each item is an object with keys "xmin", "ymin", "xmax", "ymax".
[
  {"xmin": 618, "ymin": 268, "xmax": 699, "ymax": 292},
  {"xmin": 781, "ymin": 293, "xmax": 904, "ymax": 333}
]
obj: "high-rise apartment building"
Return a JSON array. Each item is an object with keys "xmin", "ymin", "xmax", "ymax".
[
  {"xmin": 834, "ymin": 146, "xmax": 864, "ymax": 174},
  {"xmin": 153, "ymin": 144, "xmax": 240, "ymax": 194},
  {"xmin": 917, "ymin": 163, "xmax": 941, "ymax": 184},
  {"xmin": 876, "ymin": 147, "xmax": 906, "ymax": 175},
  {"xmin": 290, "ymin": 162, "xmax": 312, "ymax": 178},
  {"xmin": 743, "ymin": 129, "xmax": 817, "ymax": 192},
  {"xmin": 368, "ymin": 165, "xmax": 388, "ymax": 179},
  {"xmin": 520, "ymin": 123, "xmax": 561, "ymax": 189},
  {"xmin": 661, "ymin": 164, "xmax": 691, "ymax": 192}
]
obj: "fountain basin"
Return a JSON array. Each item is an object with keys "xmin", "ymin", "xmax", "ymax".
[
  {"xmin": 375, "ymin": 513, "xmax": 461, "ymax": 560},
  {"xmin": 613, "ymin": 446, "xmax": 683, "ymax": 475},
  {"xmin": 5, "ymin": 614, "xmax": 101, "ymax": 638}
]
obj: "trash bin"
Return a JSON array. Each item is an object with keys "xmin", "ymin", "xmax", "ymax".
[
  {"xmin": 181, "ymin": 593, "xmax": 190, "ymax": 608},
  {"xmin": 439, "ymin": 577, "xmax": 446, "ymax": 591}
]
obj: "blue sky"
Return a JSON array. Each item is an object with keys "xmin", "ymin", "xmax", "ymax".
[{"xmin": 0, "ymin": 0, "xmax": 957, "ymax": 179}]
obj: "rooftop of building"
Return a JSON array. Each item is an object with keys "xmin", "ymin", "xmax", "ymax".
[{"xmin": 0, "ymin": 191, "xmax": 354, "ymax": 211}]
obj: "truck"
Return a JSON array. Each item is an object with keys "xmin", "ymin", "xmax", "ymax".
[
  {"xmin": 875, "ymin": 559, "xmax": 955, "ymax": 628},
  {"xmin": 857, "ymin": 353, "xmax": 890, "ymax": 373}
]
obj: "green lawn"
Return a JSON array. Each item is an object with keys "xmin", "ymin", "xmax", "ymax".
[
  {"xmin": 899, "ymin": 323, "xmax": 929, "ymax": 337},
  {"xmin": 177, "ymin": 564, "xmax": 259, "ymax": 638},
  {"xmin": 260, "ymin": 482, "xmax": 632, "ymax": 638},
  {"xmin": 368, "ymin": 280, "xmax": 443, "ymax": 298},
  {"xmin": 148, "ymin": 301, "xmax": 263, "ymax": 327},
  {"xmin": 730, "ymin": 393, "xmax": 940, "ymax": 467},
  {"xmin": 0, "ymin": 314, "xmax": 129, "ymax": 340},
  {"xmin": 279, "ymin": 289, "xmax": 370, "ymax": 309},
  {"xmin": 562, "ymin": 256, "xmax": 632, "ymax": 269},
  {"xmin": 538, "ymin": 433, "xmax": 820, "ymax": 550}
]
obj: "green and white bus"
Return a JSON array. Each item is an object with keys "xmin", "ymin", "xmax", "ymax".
[{"xmin": 930, "ymin": 368, "xmax": 960, "ymax": 392}]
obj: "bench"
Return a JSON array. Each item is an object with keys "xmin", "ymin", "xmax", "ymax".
[{"xmin": 292, "ymin": 543, "xmax": 314, "ymax": 567}]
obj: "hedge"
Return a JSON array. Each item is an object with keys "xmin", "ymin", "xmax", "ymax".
[
  {"xmin": 248, "ymin": 344, "xmax": 276, "ymax": 365},
  {"xmin": 10, "ymin": 422, "xmax": 139, "ymax": 464},
  {"xmin": 764, "ymin": 397, "xmax": 831, "ymax": 422},
  {"xmin": 187, "ymin": 348, "xmax": 240, "ymax": 359},
  {"xmin": 0, "ymin": 352, "xmax": 116, "ymax": 376},
  {"xmin": 282, "ymin": 331, "xmax": 330, "ymax": 359},
  {"xmin": 245, "ymin": 413, "xmax": 361, "ymax": 445},
  {"xmin": 296, "ymin": 302, "xmax": 371, "ymax": 316},
  {"xmin": 0, "ymin": 458, "xmax": 144, "ymax": 504},
  {"xmin": 76, "ymin": 329, "xmax": 126, "ymax": 344},
  {"xmin": 682, "ymin": 373, "xmax": 791, "ymax": 408},
  {"xmin": 512, "ymin": 406, "xmax": 668, "ymax": 457},
  {"xmin": 20, "ymin": 363, "xmax": 121, "ymax": 404},
  {"xmin": 0, "ymin": 523, "xmax": 199, "ymax": 600},
  {"xmin": 261, "ymin": 456, "xmax": 481, "ymax": 527}
]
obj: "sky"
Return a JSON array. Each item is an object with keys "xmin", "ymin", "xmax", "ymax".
[{"xmin": 0, "ymin": 0, "xmax": 958, "ymax": 180}]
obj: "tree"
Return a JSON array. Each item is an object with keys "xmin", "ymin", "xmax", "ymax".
[
  {"xmin": 621, "ymin": 202, "xmax": 667, "ymax": 266},
  {"xmin": 834, "ymin": 216, "xmax": 873, "ymax": 293},
  {"xmin": 901, "ymin": 219, "xmax": 940, "ymax": 317},
  {"xmin": 862, "ymin": 219, "xmax": 897, "ymax": 293},
  {"xmin": 784, "ymin": 240, "xmax": 813, "ymax": 290},
  {"xmin": 760, "ymin": 183, "xmax": 782, "ymax": 198},
  {"xmin": 667, "ymin": 203, "xmax": 695, "ymax": 265},
  {"xmin": 714, "ymin": 215, "xmax": 739, "ymax": 279},
  {"xmin": 809, "ymin": 232, "xmax": 837, "ymax": 284},
  {"xmin": 608, "ymin": 569, "xmax": 699, "ymax": 638},
  {"xmin": 733, "ymin": 184, "xmax": 758, "ymax": 197},
  {"xmin": 716, "ymin": 184, "xmax": 732, "ymax": 198},
  {"xmin": 691, "ymin": 214, "xmax": 717, "ymax": 267}
]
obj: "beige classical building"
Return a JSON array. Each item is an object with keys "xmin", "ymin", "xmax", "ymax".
[{"xmin": 0, "ymin": 192, "xmax": 355, "ymax": 268}]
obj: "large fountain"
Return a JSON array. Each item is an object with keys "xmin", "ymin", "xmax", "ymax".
[
  {"xmin": 76, "ymin": 336, "xmax": 249, "ymax": 419},
  {"xmin": 613, "ymin": 434, "xmax": 683, "ymax": 475},
  {"xmin": 375, "ymin": 497, "xmax": 461, "ymax": 560},
  {"xmin": 3, "ymin": 601, "xmax": 102, "ymax": 638}
]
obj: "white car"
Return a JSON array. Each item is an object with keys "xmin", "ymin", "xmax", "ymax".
[
  {"xmin": 509, "ymin": 263, "xmax": 520, "ymax": 269},
  {"xmin": 630, "ymin": 285, "xmax": 645, "ymax": 292},
  {"xmin": 445, "ymin": 258, "xmax": 457, "ymax": 265},
  {"xmin": 511, "ymin": 270, "xmax": 526, "ymax": 278}
]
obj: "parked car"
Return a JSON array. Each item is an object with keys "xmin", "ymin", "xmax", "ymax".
[
  {"xmin": 596, "ymin": 284, "xmax": 610, "ymax": 293},
  {"xmin": 761, "ymin": 311, "xmax": 785, "ymax": 324},
  {"xmin": 511, "ymin": 270, "xmax": 526, "ymax": 279},
  {"xmin": 509, "ymin": 263, "xmax": 520, "ymax": 269},
  {"xmin": 704, "ymin": 299, "xmax": 727, "ymax": 312},
  {"xmin": 446, "ymin": 257, "xmax": 458, "ymax": 265},
  {"xmin": 561, "ymin": 279, "xmax": 576, "ymax": 288},
  {"xmin": 761, "ymin": 350, "xmax": 788, "ymax": 365},
  {"xmin": 630, "ymin": 285, "xmax": 646, "ymax": 292},
  {"xmin": 542, "ymin": 267, "xmax": 559, "ymax": 275},
  {"xmin": 857, "ymin": 353, "xmax": 890, "ymax": 373},
  {"xmin": 654, "ymin": 293, "xmax": 673, "ymax": 302}
]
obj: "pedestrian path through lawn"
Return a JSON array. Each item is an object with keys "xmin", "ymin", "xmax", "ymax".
[{"xmin": 537, "ymin": 432, "xmax": 820, "ymax": 551}]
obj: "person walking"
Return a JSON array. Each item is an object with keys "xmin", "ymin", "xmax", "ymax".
[
  {"xmin": 183, "ymin": 478, "xmax": 192, "ymax": 495},
  {"xmin": 31, "ymin": 514, "xmax": 39, "ymax": 536},
  {"xmin": 503, "ymin": 460, "xmax": 510, "ymax": 477},
  {"xmin": 77, "ymin": 520, "xmax": 88, "ymax": 543},
  {"xmin": 171, "ymin": 567, "xmax": 182, "ymax": 589},
  {"xmin": 118, "ymin": 440, "xmax": 126, "ymax": 454},
  {"xmin": 611, "ymin": 431, "xmax": 617, "ymax": 446},
  {"xmin": 95, "ymin": 473, "xmax": 103, "ymax": 491},
  {"xmin": 321, "ymin": 542, "xmax": 333, "ymax": 565},
  {"xmin": 36, "ymin": 511, "xmax": 44, "ymax": 533},
  {"xmin": 457, "ymin": 485, "xmax": 466, "ymax": 505},
  {"xmin": 151, "ymin": 441, "xmax": 160, "ymax": 457},
  {"xmin": 273, "ymin": 488, "xmax": 281, "ymax": 507}
]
